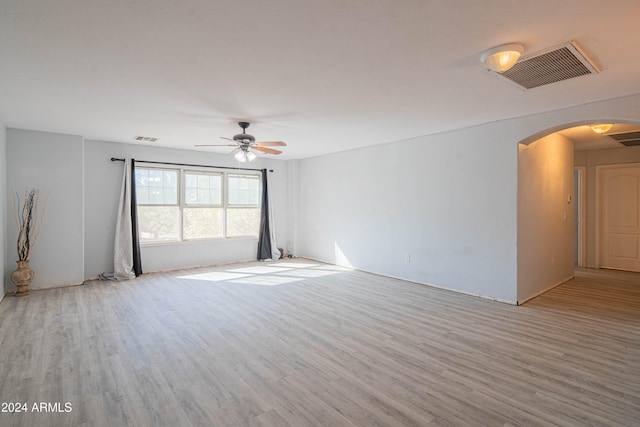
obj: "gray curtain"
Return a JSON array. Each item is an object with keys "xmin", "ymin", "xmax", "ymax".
[
  {"xmin": 100, "ymin": 158, "xmax": 142, "ymax": 280},
  {"xmin": 257, "ymin": 169, "xmax": 281, "ymax": 261},
  {"xmin": 130, "ymin": 159, "xmax": 142, "ymax": 276}
]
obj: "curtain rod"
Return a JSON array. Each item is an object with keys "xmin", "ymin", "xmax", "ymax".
[{"xmin": 110, "ymin": 157, "xmax": 273, "ymax": 172}]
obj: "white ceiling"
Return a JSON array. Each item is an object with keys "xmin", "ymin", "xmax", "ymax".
[{"xmin": 1, "ymin": 0, "xmax": 640, "ymax": 160}]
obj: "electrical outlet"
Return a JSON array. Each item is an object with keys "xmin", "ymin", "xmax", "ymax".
[{"xmin": 404, "ymin": 254, "xmax": 411, "ymax": 263}]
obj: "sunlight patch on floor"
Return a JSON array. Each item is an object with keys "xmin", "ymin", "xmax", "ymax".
[{"xmin": 174, "ymin": 260, "xmax": 347, "ymax": 287}]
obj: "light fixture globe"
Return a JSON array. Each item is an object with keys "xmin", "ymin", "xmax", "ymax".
[
  {"xmin": 589, "ymin": 124, "xmax": 613, "ymax": 134},
  {"xmin": 234, "ymin": 147, "xmax": 257, "ymax": 162},
  {"xmin": 481, "ymin": 43, "xmax": 524, "ymax": 73},
  {"xmin": 234, "ymin": 150, "xmax": 248, "ymax": 162}
]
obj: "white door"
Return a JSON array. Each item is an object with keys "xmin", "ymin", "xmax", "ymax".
[{"xmin": 600, "ymin": 165, "xmax": 640, "ymax": 272}]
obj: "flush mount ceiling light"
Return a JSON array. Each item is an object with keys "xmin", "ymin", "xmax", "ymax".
[
  {"xmin": 481, "ymin": 43, "xmax": 524, "ymax": 73},
  {"xmin": 590, "ymin": 124, "xmax": 613, "ymax": 134}
]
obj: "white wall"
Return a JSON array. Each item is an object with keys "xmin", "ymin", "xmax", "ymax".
[
  {"xmin": 286, "ymin": 159, "xmax": 300, "ymax": 257},
  {"xmin": 298, "ymin": 125, "xmax": 520, "ymax": 303},
  {"xmin": 296, "ymin": 93, "xmax": 640, "ymax": 304},
  {"xmin": 6, "ymin": 129, "xmax": 85, "ymax": 290},
  {"xmin": 574, "ymin": 144, "xmax": 640, "ymax": 268},
  {"xmin": 84, "ymin": 139, "xmax": 290, "ymax": 278},
  {"xmin": 3, "ymin": 130, "xmax": 290, "ymax": 287},
  {"xmin": 5, "ymin": 94, "xmax": 640, "ymax": 298},
  {"xmin": 518, "ymin": 133, "xmax": 575, "ymax": 303},
  {"xmin": 0, "ymin": 120, "xmax": 6, "ymax": 300}
]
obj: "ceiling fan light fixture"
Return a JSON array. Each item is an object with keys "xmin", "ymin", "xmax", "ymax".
[
  {"xmin": 197, "ymin": 122, "xmax": 284, "ymax": 160},
  {"xmin": 590, "ymin": 124, "xmax": 613, "ymax": 134},
  {"xmin": 234, "ymin": 148, "xmax": 257, "ymax": 162},
  {"xmin": 481, "ymin": 43, "xmax": 524, "ymax": 73}
]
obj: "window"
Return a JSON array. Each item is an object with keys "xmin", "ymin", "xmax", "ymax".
[
  {"xmin": 135, "ymin": 166, "xmax": 261, "ymax": 243},
  {"xmin": 135, "ymin": 168, "xmax": 179, "ymax": 242},
  {"xmin": 183, "ymin": 172, "xmax": 223, "ymax": 240},
  {"xmin": 227, "ymin": 174, "xmax": 261, "ymax": 237}
]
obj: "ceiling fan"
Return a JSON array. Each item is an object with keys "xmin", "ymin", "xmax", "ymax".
[{"xmin": 194, "ymin": 121, "xmax": 286, "ymax": 162}]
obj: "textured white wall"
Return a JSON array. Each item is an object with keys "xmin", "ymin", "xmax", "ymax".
[
  {"xmin": 5, "ymin": 94, "xmax": 640, "ymax": 297},
  {"xmin": 518, "ymin": 133, "xmax": 575, "ymax": 303},
  {"xmin": 6, "ymin": 129, "xmax": 85, "ymax": 290},
  {"xmin": 296, "ymin": 94, "xmax": 640, "ymax": 304},
  {"xmin": 298, "ymin": 125, "xmax": 519, "ymax": 303},
  {"xmin": 83, "ymin": 139, "xmax": 290, "ymax": 278}
]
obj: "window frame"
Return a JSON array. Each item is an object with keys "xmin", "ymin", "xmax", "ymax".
[
  {"xmin": 182, "ymin": 169, "xmax": 225, "ymax": 241},
  {"xmin": 134, "ymin": 166, "xmax": 181, "ymax": 243},
  {"xmin": 225, "ymin": 173, "xmax": 262, "ymax": 238},
  {"xmin": 134, "ymin": 164, "xmax": 262, "ymax": 245}
]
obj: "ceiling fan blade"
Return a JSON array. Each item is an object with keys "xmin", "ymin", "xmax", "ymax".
[
  {"xmin": 253, "ymin": 146, "xmax": 282, "ymax": 155},
  {"xmin": 220, "ymin": 136, "xmax": 235, "ymax": 142},
  {"xmin": 255, "ymin": 141, "xmax": 286, "ymax": 147},
  {"xmin": 194, "ymin": 144, "xmax": 238, "ymax": 147}
]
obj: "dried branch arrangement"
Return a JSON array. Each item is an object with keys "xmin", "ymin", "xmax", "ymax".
[{"xmin": 13, "ymin": 189, "xmax": 47, "ymax": 261}]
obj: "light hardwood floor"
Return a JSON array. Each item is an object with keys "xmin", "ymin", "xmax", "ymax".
[{"xmin": 0, "ymin": 260, "xmax": 638, "ymax": 426}]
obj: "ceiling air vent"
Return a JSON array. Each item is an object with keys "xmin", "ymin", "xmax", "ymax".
[
  {"xmin": 609, "ymin": 131, "xmax": 640, "ymax": 147},
  {"xmin": 495, "ymin": 41, "xmax": 600, "ymax": 90},
  {"xmin": 134, "ymin": 136, "xmax": 158, "ymax": 142}
]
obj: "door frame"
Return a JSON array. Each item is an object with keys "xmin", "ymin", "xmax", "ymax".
[
  {"xmin": 574, "ymin": 166, "xmax": 587, "ymax": 267},
  {"xmin": 595, "ymin": 162, "xmax": 640, "ymax": 269}
]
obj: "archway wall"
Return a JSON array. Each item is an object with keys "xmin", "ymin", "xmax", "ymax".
[
  {"xmin": 507, "ymin": 93, "xmax": 640, "ymax": 147},
  {"xmin": 518, "ymin": 133, "xmax": 575, "ymax": 304},
  {"xmin": 294, "ymin": 93, "xmax": 640, "ymax": 305},
  {"xmin": 513, "ymin": 93, "xmax": 640, "ymax": 303}
]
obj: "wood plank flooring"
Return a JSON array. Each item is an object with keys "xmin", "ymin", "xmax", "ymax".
[{"xmin": 0, "ymin": 260, "xmax": 638, "ymax": 426}]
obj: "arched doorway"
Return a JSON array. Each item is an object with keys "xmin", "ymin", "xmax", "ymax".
[{"xmin": 517, "ymin": 121, "xmax": 640, "ymax": 303}]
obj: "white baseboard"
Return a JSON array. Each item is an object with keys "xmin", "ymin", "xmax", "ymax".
[{"xmin": 301, "ymin": 256, "xmax": 518, "ymax": 305}]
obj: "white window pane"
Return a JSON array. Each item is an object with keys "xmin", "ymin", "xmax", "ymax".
[
  {"xmin": 164, "ymin": 187, "xmax": 177, "ymax": 204},
  {"xmin": 211, "ymin": 188, "xmax": 222, "ymax": 205},
  {"xmin": 138, "ymin": 206, "xmax": 179, "ymax": 242},
  {"xmin": 185, "ymin": 188, "xmax": 197, "ymax": 204},
  {"xmin": 210, "ymin": 175, "xmax": 222, "ymax": 204},
  {"xmin": 185, "ymin": 173, "xmax": 221, "ymax": 206},
  {"xmin": 149, "ymin": 170, "xmax": 163, "ymax": 186},
  {"xmin": 227, "ymin": 208, "xmax": 260, "ymax": 237},
  {"xmin": 135, "ymin": 169, "xmax": 148, "ymax": 187},
  {"xmin": 148, "ymin": 189, "xmax": 163, "ymax": 204},
  {"xmin": 135, "ymin": 168, "xmax": 178, "ymax": 206},
  {"xmin": 164, "ymin": 170, "xmax": 178, "ymax": 187},
  {"xmin": 185, "ymin": 174, "xmax": 197, "ymax": 187},
  {"xmin": 228, "ymin": 175, "xmax": 260, "ymax": 206},
  {"xmin": 184, "ymin": 208, "xmax": 223, "ymax": 239},
  {"xmin": 136, "ymin": 187, "xmax": 148, "ymax": 204},
  {"xmin": 197, "ymin": 188, "xmax": 210, "ymax": 204}
]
